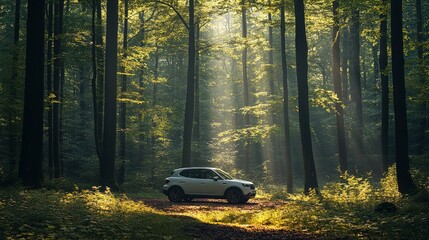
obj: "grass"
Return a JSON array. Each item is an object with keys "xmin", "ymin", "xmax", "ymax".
[
  {"xmin": 0, "ymin": 163, "xmax": 428, "ymax": 239},
  {"xmin": 0, "ymin": 186, "xmax": 190, "ymax": 240},
  {"xmin": 183, "ymin": 167, "xmax": 429, "ymax": 239}
]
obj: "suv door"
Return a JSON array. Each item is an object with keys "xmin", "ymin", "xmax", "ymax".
[
  {"xmin": 178, "ymin": 169, "xmax": 202, "ymax": 195},
  {"xmin": 198, "ymin": 169, "xmax": 226, "ymax": 196}
]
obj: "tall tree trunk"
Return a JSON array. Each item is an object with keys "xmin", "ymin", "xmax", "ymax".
[
  {"xmin": 47, "ymin": 1, "xmax": 54, "ymax": 179},
  {"xmin": 91, "ymin": 0, "xmax": 102, "ymax": 161},
  {"xmin": 350, "ymin": 9, "xmax": 363, "ymax": 169},
  {"xmin": 193, "ymin": 19, "xmax": 201, "ymax": 165},
  {"xmin": 53, "ymin": 0, "xmax": 64, "ymax": 178},
  {"xmin": 118, "ymin": 0, "xmax": 128, "ymax": 186},
  {"xmin": 372, "ymin": 44, "xmax": 379, "ymax": 91},
  {"xmin": 294, "ymin": 0, "xmax": 318, "ymax": 193},
  {"xmin": 138, "ymin": 11, "xmax": 145, "ymax": 166},
  {"xmin": 241, "ymin": 0, "xmax": 250, "ymax": 174},
  {"xmin": 268, "ymin": 0, "xmax": 278, "ymax": 182},
  {"xmin": 341, "ymin": 27, "xmax": 349, "ymax": 101},
  {"xmin": 8, "ymin": 0, "xmax": 21, "ymax": 179},
  {"xmin": 181, "ymin": 0, "xmax": 195, "ymax": 167},
  {"xmin": 416, "ymin": 0, "xmax": 426, "ymax": 154},
  {"xmin": 101, "ymin": 0, "xmax": 119, "ymax": 190},
  {"xmin": 281, "ymin": 0, "xmax": 293, "ymax": 193},
  {"xmin": 96, "ymin": 0, "xmax": 104, "ymax": 158},
  {"xmin": 391, "ymin": 0, "xmax": 416, "ymax": 194},
  {"xmin": 332, "ymin": 0, "xmax": 347, "ymax": 173},
  {"xmin": 19, "ymin": 0, "xmax": 45, "ymax": 187},
  {"xmin": 379, "ymin": 0, "xmax": 389, "ymax": 174}
]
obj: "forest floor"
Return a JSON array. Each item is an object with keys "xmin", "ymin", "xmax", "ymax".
[{"xmin": 141, "ymin": 198, "xmax": 323, "ymax": 240}]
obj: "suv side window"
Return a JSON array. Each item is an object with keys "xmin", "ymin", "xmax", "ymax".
[
  {"xmin": 179, "ymin": 169, "xmax": 203, "ymax": 178},
  {"xmin": 201, "ymin": 170, "xmax": 217, "ymax": 179}
]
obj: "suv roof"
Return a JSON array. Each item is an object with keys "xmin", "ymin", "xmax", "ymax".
[{"xmin": 173, "ymin": 167, "xmax": 218, "ymax": 171}]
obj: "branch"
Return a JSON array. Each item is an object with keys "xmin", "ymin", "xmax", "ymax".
[{"xmin": 149, "ymin": 0, "xmax": 189, "ymax": 30}]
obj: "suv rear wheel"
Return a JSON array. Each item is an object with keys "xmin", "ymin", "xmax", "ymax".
[
  {"xmin": 225, "ymin": 188, "xmax": 243, "ymax": 204},
  {"xmin": 168, "ymin": 187, "xmax": 184, "ymax": 202}
]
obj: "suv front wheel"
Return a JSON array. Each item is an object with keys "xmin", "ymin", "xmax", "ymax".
[
  {"xmin": 168, "ymin": 187, "xmax": 184, "ymax": 202},
  {"xmin": 225, "ymin": 188, "xmax": 244, "ymax": 204}
]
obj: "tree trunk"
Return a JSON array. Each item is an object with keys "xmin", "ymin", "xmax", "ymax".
[
  {"xmin": 193, "ymin": 19, "xmax": 201, "ymax": 165},
  {"xmin": 294, "ymin": 0, "xmax": 318, "ymax": 193},
  {"xmin": 8, "ymin": 0, "xmax": 21, "ymax": 179},
  {"xmin": 47, "ymin": 1, "xmax": 54, "ymax": 179},
  {"xmin": 91, "ymin": 0, "xmax": 102, "ymax": 162},
  {"xmin": 101, "ymin": 0, "xmax": 119, "ymax": 190},
  {"xmin": 281, "ymin": 0, "xmax": 293, "ymax": 193},
  {"xmin": 53, "ymin": 0, "xmax": 64, "ymax": 178},
  {"xmin": 372, "ymin": 44, "xmax": 379, "ymax": 91},
  {"xmin": 350, "ymin": 9, "xmax": 363, "ymax": 169},
  {"xmin": 341, "ymin": 27, "xmax": 349, "ymax": 101},
  {"xmin": 118, "ymin": 0, "xmax": 128, "ymax": 185},
  {"xmin": 18, "ymin": 0, "xmax": 45, "ymax": 187},
  {"xmin": 391, "ymin": 0, "xmax": 416, "ymax": 194},
  {"xmin": 96, "ymin": 0, "xmax": 104, "ymax": 159},
  {"xmin": 181, "ymin": 0, "xmax": 195, "ymax": 167},
  {"xmin": 242, "ymin": 0, "xmax": 250, "ymax": 174},
  {"xmin": 416, "ymin": 0, "xmax": 426, "ymax": 154},
  {"xmin": 379, "ymin": 0, "xmax": 389, "ymax": 174},
  {"xmin": 332, "ymin": 0, "xmax": 347, "ymax": 173}
]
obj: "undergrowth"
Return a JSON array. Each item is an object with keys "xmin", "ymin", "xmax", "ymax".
[
  {"xmin": 193, "ymin": 165, "xmax": 429, "ymax": 239},
  {"xmin": 0, "ymin": 186, "xmax": 189, "ymax": 240}
]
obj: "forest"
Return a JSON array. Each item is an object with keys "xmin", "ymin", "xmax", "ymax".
[{"xmin": 0, "ymin": 0, "xmax": 428, "ymax": 239}]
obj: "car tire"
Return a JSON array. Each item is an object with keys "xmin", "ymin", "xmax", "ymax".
[
  {"xmin": 239, "ymin": 196, "xmax": 249, "ymax": 204},
  {"xmin": 225, "ymin": 188, "xmax": 243, "ymax": 204},
  {"xmin": 168, "ymin": 187, "xmax": 184, "ymax": 202}
]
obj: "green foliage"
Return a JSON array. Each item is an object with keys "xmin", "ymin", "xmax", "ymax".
[
  {"xmin": 188, "ymin": 169, "xmax": 429, "ymax": 239},
  {"xmin": 0, "ymin": 187, "xmax": 189, "ymax": 240}
]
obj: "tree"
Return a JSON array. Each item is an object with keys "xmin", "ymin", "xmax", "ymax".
[
  {"xmin": 101, "ymin": 0, "xmax": 119, "ymax": 189},
  {"xmin": 350, "ymin": 7, "xmax": 363, "ymax": 168},
  {"xmin": 294, "ymin": 0, "xmax": 318, "ymax": 193},
  {"xmin": 53, "ymin": 0, "xmax": 64, "ymax": 178},
  {"xmin": 241, "ymin": 0, "xmax": 250, "ymax": 173},
  {"xmin": 18, "ymin": 0, "xmax": 45, "ymax": 187},
  {"xmin": 47, "ymin": 0, "xmax": 54, "ymax": 179},
  {"xmin": 391, "ymin": 0, "xmax": 416, "ymax": 194},
  {"xmin": 332, "ymin": 0, "xmax": 347, "ymax": 173},
  {"xmin": 8, "ymin": 0, "xmax": 21, "ymax": 179},
  {"xmin": 379, "ymin": 0, "xmax": 389, "ymax": 173},
  {"xmin": 280, "ymin": 0, "xmax": 293, "ymax": 193},
  {"xmin": 181, "ymin": 0, "xmax": 196, "ymax": 167},
  {"xmin": 118, "ymin": 0, "xmax": 128, "ymax": 185},
  {"xmin": 415, "ymin": 0, "xmax": 426, "ymax": 154}
]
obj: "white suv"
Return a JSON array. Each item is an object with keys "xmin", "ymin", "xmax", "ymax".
[{"xmin": 163, "ymin": 167, "xmax": 256, "ymax": 204}]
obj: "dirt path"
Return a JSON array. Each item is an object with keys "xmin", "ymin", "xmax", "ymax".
[{"xmin": 142, "ymin": 198, "xmax": 324, "ymax": 240}]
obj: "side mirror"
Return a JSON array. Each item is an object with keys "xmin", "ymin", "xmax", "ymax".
[{"xmin": 213, "ymin": 176, "xmax": 219, "ymax": 181}]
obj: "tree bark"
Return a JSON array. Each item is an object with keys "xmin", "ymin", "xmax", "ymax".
[
  {"xmin": 242, "ymin": 0, "xmax": 250, "ymax": 174},
  {"xmin": 118, "ymin": 0, "xmax": 128, "ymax": 185},
  {"xmin": 379, "ymin": 0, "xmax": 389, "ymax": 174},
  {"xmin": 332, "ymin": 0, "xmax": 347, "ymax": 173},
  {"xmin": 19, "ymin": 0, "xmax": 45, "ymax": 187},
  {"xmin": 391, "ymin": 0, "xmax": 416, "ymax": 194},
  {"xmin": 101, "ymin": 0, "xmax": 119, "ymax": 190},
  {"xmin": 53, "ymin": 0, "xmax": 64, "ymax": 178},
  {"xmin": 294, "ymin": 0, "xmax": 318, "ymax": 193},
  {"xmin": 280, "ymin": 0, "xmax": 293, "ymax": 193},
  {"xmin": 8, "ymin": 0, "xmax": 21, "ymax": 179},
  {"xmin": 181, "ymin": 0, "xmax": 195, "ymax": 167},
  {"xmin": 416, "ymin": 0, "xmax": 426, "ymax": 154},
  {"xmin": 350, "ymin": 9, "xmax": 363, "ymax": 169},
  {"xmin": 47, "ymin": 0, "xmax": 54, "ymax": 179}
]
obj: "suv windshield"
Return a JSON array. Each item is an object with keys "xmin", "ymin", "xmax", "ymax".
[{"xmin": 215, "ymin": 169, "xmax": 234, "ymax": 180}]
